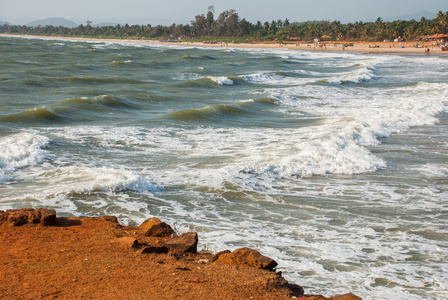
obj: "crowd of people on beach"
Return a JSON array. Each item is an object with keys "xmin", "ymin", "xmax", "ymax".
[{"xmin": 440, "ymin": 42, "xmax": 448, "ymax": 51}]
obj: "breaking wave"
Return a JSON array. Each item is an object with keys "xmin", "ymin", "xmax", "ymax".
[
  {"xmin": 1, "ymin": 95, "xmax": 135, "ymax": 124},
  {"xmin": 35, "ymin": 166, "xmax": 159, "ymax": 195},
  {"xmin": 0, "ymin": 132, "xmax": 50, "ymax": 183}
]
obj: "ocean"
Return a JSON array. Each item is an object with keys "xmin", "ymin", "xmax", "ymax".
[{"xmin": 0, "ymin": 36, "xmax": 447, "ymax": 299}]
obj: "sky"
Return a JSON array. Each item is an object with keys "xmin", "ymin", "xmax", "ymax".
[{"xmin": 1, "ymin": 0, "xmax": 447, "ymax": 25}]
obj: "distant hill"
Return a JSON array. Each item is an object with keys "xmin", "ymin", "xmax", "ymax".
[
  {"xmin": 367, "ymin": 10, "xmax": 437, "ymax": 22},
  {"xmin": 0, "ymin": 20, "xmax": 13, "ymax": 25},
  {"xmin": 26, "ymin": 18, "xmax": 79, "ymax": 28},
  {"xmin": 385, "ymin": 10, "xmax": 437, "ymax": 21}
]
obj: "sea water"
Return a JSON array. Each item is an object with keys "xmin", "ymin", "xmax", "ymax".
[{"xmin": 0, "ymin": 36, "xmax": 447, "ymax": 299}]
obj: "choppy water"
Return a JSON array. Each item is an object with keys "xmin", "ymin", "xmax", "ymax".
[{"xmin": 1, "ymin": 36, "xmax": 447, "ymax": 299}]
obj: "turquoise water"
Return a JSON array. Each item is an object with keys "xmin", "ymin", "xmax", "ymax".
[{"xmin": 1, "ymin": 36, "xmax": 447, "ymax": 299}]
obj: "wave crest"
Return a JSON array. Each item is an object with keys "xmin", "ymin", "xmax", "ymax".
[
  {"xmin": 1, "ymin": 107, "xmax": 62, "ymax": 123},
  {"xmin": 1, "ymin": 95, "xmax": 135, "ymax": 124},
  {"xmin": 37, "ymin": 166, "xmax": 159, "ymax": 195},
  {"xmin": 168, "ymin": 103, "xmax": 249, "ymax": 122},
  {"xmin": 0, "ymin": 132, "xmax": 50, "ymax": 183}
]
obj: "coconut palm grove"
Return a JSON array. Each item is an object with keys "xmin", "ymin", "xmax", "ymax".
[{"xmin": 1, "ymin": 8, "xmax": 447, "ymax": 43}]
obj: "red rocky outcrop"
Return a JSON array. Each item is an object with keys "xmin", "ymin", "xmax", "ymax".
[
  {"xmin": 0, "ymin": 208, "xmax": 56, "ymax": 226},
  {"xmin": 211, "ymin": 250, "xmax": 231, "ymax": 262},
  {"xmin": 135, "ymin": 217, "xmax": 198, "ymax": 254},
  {"xmin": 163, "ymin": 232, "xmax": 198, "ymax": 253},
  {"xmin": 0, "ymin": 210, "xmax": 361, "ymax": 299},
  {"xmin": 329, "ymin": 293, "xmax": 362, "ymax": 300},
  {"xmin": 213, "ymin": 247, "xmax": 278, "ymax": 271},
  {"xmin": 144, "ymin": 222, "xmax": 176, "ymax": 238},
  {"xmin": 139, "ymin": 217, "xmax": 162, "ymax": 230}
]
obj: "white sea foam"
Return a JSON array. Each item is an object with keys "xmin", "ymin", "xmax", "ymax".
[
  {"xmin": 242, "ymin": 72, "xmax": 279, "ymax": 84},
  {"xmin": 188, "ymin": 178, "xmax": 448, "ymax": 298},
  {"xmin": 210, "ymin": 76, "xmax": 234, "ymax": 85},
  {"xmin": 0, "ymin": 132, "xmax": 50, "ymax": 183},
  {"xmin": 173, "ymin": 73, "xmax": 201, "ymax": 81},
  {"xmin": 242, "ymin": 72, "xmax": 315, "ymax": 85},
  {"xmin": 326, "ymin": 65, "xmax": 376, "ymax": 84},
  {"xmin": 47, "ymin": 78, "xmax": 447, "ymax": 182},
  {"xmin": 35, "ymin": 166, "xmax": 158, "ymax": 195},
  {"xmin": 242, "ymin": 81, "xmax": 447, "ymax": 177},
  {"xmin": 415, "ymin": 163, "xmax": 448, "ymax": 177},
  {"xmin": 41, "ymin": 76, "xmax": 447, "ymax": 186}
]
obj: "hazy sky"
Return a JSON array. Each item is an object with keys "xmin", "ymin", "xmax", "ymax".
[{"xmin": 1, "ymin": 0, "xmax": 447, "ymax": 25}]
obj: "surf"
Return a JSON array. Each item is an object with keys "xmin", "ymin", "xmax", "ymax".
[
  {"xmin": 1, "ymin": 95, "xmax": 137, "ymax": 124},
  {"xmin": 0, "ymin": 132, "xmax": 50, "ymax": 183}
]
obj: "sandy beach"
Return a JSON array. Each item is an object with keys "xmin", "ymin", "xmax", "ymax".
[{"xmin": 1, "ymin": 33, "xmax": 447, "ymax": 55}]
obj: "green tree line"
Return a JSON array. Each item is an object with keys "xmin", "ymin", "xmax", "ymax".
[{"xmin": 1, "ymin": 8, "xmax": 447, "ymax": 42}]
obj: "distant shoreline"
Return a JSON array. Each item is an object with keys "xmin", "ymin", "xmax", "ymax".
[{"xmin": 1, "ymin": 33, "xmax": 447, "ymax": 55}]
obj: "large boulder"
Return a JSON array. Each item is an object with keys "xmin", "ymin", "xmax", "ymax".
[
  {"xmin": 288, "ymin": 283, "xmax": 305, "ymax": 297},
  {"xmin": 139, "ymin": 217, "xmax": 162, "ymax": 230},
  {"xmin": 5, "ymin": 209, "xmax": 38, "ymax": 226},
  {"xmin": 137, "ymin": 218, "xmax": 197, "ymax": 254},
  {"xmin": 0, "ymin": 208, "xmax": 56, "ymax": 226},
  {"xmin": 329, "ymin": 293, "xmax": 362, "ymax": 300},
  {"xmin": 139, "ymin": 217, "xmax": 176, "ymax": 238},
  {"xmin": 211, "ymin": 250, "xmax": 231, "ymax": 263},
  {"xmin": 144, "ymin": 222, "xmax": 175, "ymax": 238},
  {"xmin": 38, "ymin": 208, "xmax": 57, "ymax": 226},
  {"xmin": 163, "ymin": 232, "xmax": 198, "ymax": 253},
  {"xmin": 213, "ymin": 247, "xmax": 278, "ymax": 271}
]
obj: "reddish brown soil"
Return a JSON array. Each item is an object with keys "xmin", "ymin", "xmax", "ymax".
[
  {"xmin": 0, "ymin": 216, "xmax": 297, "ymax": 299},
  {"xmin": 0, "ymin": 212, "xmax": 361, "ymax": 300}
]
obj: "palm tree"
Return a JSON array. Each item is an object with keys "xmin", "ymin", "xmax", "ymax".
[
  {"xmin": 270, "ymin": 20, "xmax": 277, "ymax": 32},
  {"xmin": 264, "ymin": 21, "xmax": 270, "ymax": 31},
  {"xmin": 277, "ymin": 19, "xmax": 283, "ymax": 28},
  {"xmin": 436, "ymin": 11, "xmax": 448, "ymax": 33}
]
